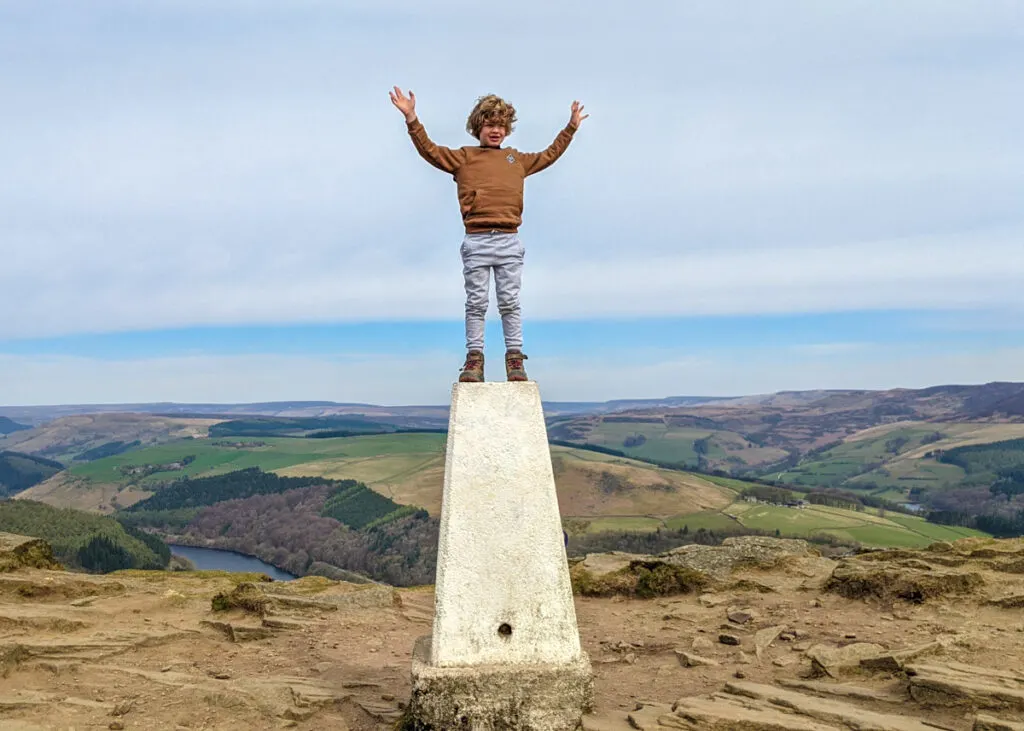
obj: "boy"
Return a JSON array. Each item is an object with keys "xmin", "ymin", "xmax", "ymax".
[{"xmin": 389, "ymin": 87, "xmax": 587, "ymax": 383}]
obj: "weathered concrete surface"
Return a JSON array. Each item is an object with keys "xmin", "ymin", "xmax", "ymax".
[
  {"xmin": 411, "ymin": 382, "xmax": 593, "ymax": 729},
  {"xmin": 409, "ymin": 636, "xmax": 593, "ymax": 731},
  {"xmin": 431, "ymin": 382, "xmax": 583, "ymax": 667}
]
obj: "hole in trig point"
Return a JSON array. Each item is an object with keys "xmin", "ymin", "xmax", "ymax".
[{"xmin": 498, "ymin": 623, "xmax": 513, "ymax": 638}]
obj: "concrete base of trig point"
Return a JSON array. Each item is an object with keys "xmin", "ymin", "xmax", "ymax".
[{"xmin": 407, "ymin": 382, "xmax": 593, "ymax": 731}]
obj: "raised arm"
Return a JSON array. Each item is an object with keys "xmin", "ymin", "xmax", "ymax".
[
  {"xmin": 519, "ymin": 100, "xmax": 588, "ymax": 176},
  {"xmin": 389, "ymin": 86, "xmax": 466, "ymax": 174}
]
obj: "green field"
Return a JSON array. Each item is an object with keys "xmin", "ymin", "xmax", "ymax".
[
  {"xmin": 581, "ymin": 421, "xmax": 707, "ymax": 464},
  {"xmin": 664, "ymin": 511, "xmax": 742, "ymax": 532},
  {"xmin": 67, "ymin": 434, "xmax": 447, "ymax": 485},
  {"xmin": 581, "ymin": 516, "xmax": 667, "ymax": 533},
  {"xmin": 774, "ymin": 425, "xmax": 961, "ymax": 492},
  {"xmin": 569, "ymin": 500, "xmax": 986, "ymax": 548},
  {"xmin": 848, "ymin": 459, "xmax": 967, "ymax": 495},
  {"xmin": 722, "ymin": 502, "xmax": 985, "ymax": 547}
]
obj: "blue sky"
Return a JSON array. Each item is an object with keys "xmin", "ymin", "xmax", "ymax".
[{"xmin": 2, "ymin": 1, "xmax": 1022, "ymax": 405}]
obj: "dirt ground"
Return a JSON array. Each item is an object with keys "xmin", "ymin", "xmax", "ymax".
[{"xmin": 3, "ymin": 540, "xmax": 1024, "ymax": 730}]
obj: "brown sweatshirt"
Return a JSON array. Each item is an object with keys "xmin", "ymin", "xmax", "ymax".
[{"xmin": 406, "ymin": 118, "xmax": 576, "ymax": 233}]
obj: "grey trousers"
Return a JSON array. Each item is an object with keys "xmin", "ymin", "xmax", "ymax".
[{"xmin": 460, "ymin": 231, "xmax": 524, "ymax": 352}]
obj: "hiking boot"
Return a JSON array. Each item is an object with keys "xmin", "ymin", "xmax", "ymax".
[
  {"xmin": 459, "ymin": 350, "xmax": 484, "ymax": 383},
  {"xmin": 505, "ymin": 350, "xmax": 529, "ymax": 382}
]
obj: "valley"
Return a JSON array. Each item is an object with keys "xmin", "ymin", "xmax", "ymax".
[{"xmin": 3, "ymin": 382, "xmax": 1024, "ymax": 586}]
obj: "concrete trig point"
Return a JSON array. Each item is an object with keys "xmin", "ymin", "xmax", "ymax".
[{"xmin": 409, "ymin": 382, "xmax": 593, "ymax": 730}]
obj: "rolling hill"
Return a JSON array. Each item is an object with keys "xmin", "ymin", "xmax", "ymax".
[
  {"xmin": 9, "ymin": 383, "xmax": 1024, "ymax": 553},
  {"xmin": 0, "ymin": 499, "xmax": 169, "ymax": 571},
  {"xmin": 1, "ymin": 413, "xmax": 224, "ymax": 464},
  {"xmin": 0, "ymin": 394, "xmax": 725, "ymax": 427},
  {"xmin": 15, "ymin": 430, "xmax": 987, "ymax": 550},
  {"xmin": 0, "ymin": 416, "xmax": 30, "ymax": 435},
  {"xmin": 0, "ymin": 451, "xmax": 64, "ymax": 497},
  {"xmin": 551, "ymin": 382, "xmax": 1024, "ymax": 506}
]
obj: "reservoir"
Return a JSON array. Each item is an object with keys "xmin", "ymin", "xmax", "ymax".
[{"xmin": 169, "ymin": 544, "xmax": 296, "ymax": 581}]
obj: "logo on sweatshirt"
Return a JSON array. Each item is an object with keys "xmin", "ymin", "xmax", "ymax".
[{"xmin": 506, "ymin": 153, "xmax": 516, "ymax": 164}]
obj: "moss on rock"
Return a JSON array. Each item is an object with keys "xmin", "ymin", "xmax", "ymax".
[
  {"xmin": 0, "ymin": 532, "xmax": 62, "ymax": 573},
  {"xmin": 211, "ymin": 581, "xmax": 269, "ymax": 616},
  {"xmin": 570, "ymin": 558, "xmax": 708, "ymax": 598}
]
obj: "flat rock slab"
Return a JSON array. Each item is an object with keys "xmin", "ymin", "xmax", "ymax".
[
  {"xmin": 84, "ymin": 662, "xmax": 347, "ymax": 722},
  {"xmin": 806, "ymin": 642, "xmax": 886, "ymax": 678},
  {"xmin": 907, "ymin": 662, "xmax": 1024, "ymax": 711},
  {"xmin": 627, "ymin": 703, "xmax": 676, "ymax": 730},
  {"xmin": 662, "ymin": 537, "xmax": 819, "ymax": 581},
  {"xmin": 724, "ymin": 681, "xmax": 937, "ymax": 730},
  {"xmin": 778, "ymin": 679, "xmax": 906, "ymax": 703},
  {"xmin": 581, "ymin": 713, "xmax": 635, "ymax": 731},
  {"xmin": 975, "ymin": 714, "xmax": 1024, "ymax": 730},
  {"xmin": 663, "ymin": 677, "xmax": 950, "ymax": 730},
  {"xmin": 675, "ymin": 650, "xmax": 719, "ymax": 667},
  {"xmin": 266, "ymin": 585, "xmax": 398, "ymax": 611},
  {"xmin": 754, "ymin": 626, "xmax": 784, "ymax": 660},
  {"xmin": 859, "ymin": 639, "xmax": 949, "ymax": 673},
  {"xmin": 825, "ymin": 558, "xmax": 985, "ymax": 603},
  {"xmin": 0, "ymin": 690, "xmax": 112, "ymax": 713},
  {"xmin": 669, "ymin": 693, "xmax": 843, "ymax": 730}
]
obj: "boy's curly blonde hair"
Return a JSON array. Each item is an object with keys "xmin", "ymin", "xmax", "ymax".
[{"xmin": 466, "ymin": 94, "xmax": 517, "ymax": 139}]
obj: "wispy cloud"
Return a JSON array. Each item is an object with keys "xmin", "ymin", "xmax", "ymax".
[
  {"xmin": 788, "ymin": 343, "xmax": 872, "ymax": 357},
  {"xmin": 2, "ymin": 2, "xmax": 1022, "ymax": 403},
  {"xmin": 2, "ymin": 1, "xmax": 1022, "ymax": 342}
]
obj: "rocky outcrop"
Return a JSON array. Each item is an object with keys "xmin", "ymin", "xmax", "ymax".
[
  {"xmin": 662, "ymin": 536, "xmax": 821, "ymax": 580},
  {"xmin": 571, "ymin": 537, "xmax": 824, "ymax": 597},
  {"xmin": 570, "ymin": 552, "xmax": 710, "ymax": 598},
  {"xmin": 0, "ymin": 533, "xmax": 61, "ymax": 573},
  {"xmin": 826, "ymin": 553, "xmax": 985, "ymax": 602}
]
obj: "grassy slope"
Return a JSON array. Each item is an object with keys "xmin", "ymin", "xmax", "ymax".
[
  {"xmin": 847, "ymin": 423, "xmax": 1024, "ymax": 494},
  {"xmin": 0, "ymin": 452, "xmax": 63, "ymax": 496},
  {"xmin": 773, "ymin": 425, "xmax": 943, "ymax": 488},
  {"xmin": 723, "ymin": 502, "xmax": 984, "ymax": 547},
  {"xmin": 586, "ymin": 500, "xmax": 987, "ymax": 548},
  {"xmin": 65, "ymin": 433, "xmax": 445, "ymax": 485},
  {"xmin": 577, "ymin": 499, "xmax": 987, "ymax": 548},
  {"xmin": 0, "ymin": 499, "xmax": 162, "ymax": 567},
  {"xmin": 565, "ymin": 415, "xmax": 1024, "ymax": 503},
  {"xmin": 575, "ymin": 420, "xmax": 789, "ymax": 469},
  {"xmin": 4, "ymin": 414, "xmax": 222, "ymax": 464}
]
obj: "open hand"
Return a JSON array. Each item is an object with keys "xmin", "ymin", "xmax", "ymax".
[
  {"xmin": 569, "ymin": 100, "xmax": 588, "ymax": 129},
  {"xmin": 389, "ymin": 86, "xmax": 417, "ymax": 123}
]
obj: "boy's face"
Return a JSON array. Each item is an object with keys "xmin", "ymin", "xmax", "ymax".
[{"xmin": 479, "ymin": 122, "xmax": 508, "ymax": 148}]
